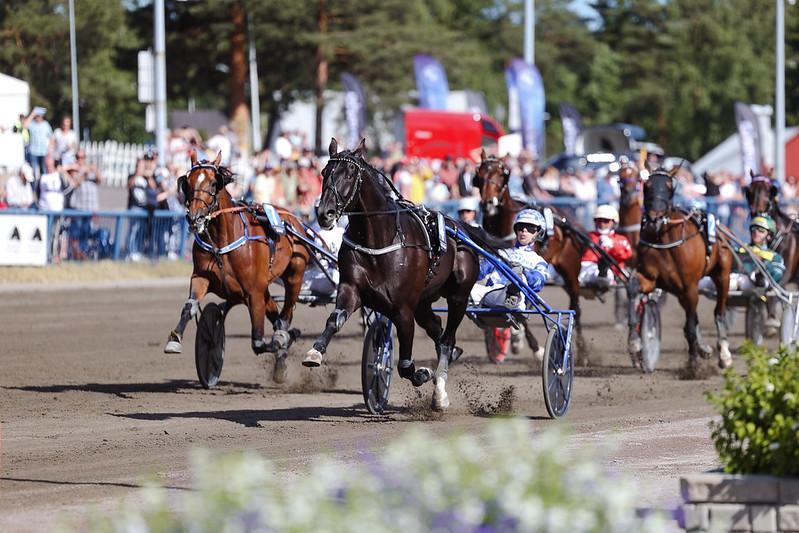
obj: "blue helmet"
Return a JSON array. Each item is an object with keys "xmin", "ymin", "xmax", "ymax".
[{"xmin": 513, "ymin": 209, "xmax": 546, "ymax": 242}]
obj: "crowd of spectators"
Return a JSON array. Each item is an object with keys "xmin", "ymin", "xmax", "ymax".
[{"xmin": 4, "ymin": 106, "xmax": 796, "ymax": 262}]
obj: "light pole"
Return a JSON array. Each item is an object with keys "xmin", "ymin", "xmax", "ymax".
[
  {"xmin": 69, "ymin": 0, "xmax": 79, "ymax": 140},
  {"xmin": 524, "ymin": 0, "xmax": 534, "ymax": 65},
  {"xmin": 154, "ymin": 0, "xmax": 167, "ymax": 164},
  {"xmin": 775, "ymin": 0, "xmax": 786, "ymax": 184}
]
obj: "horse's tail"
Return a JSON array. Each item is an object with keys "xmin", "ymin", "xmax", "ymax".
[{"xmin": 452, "ymin": 219, "xmax": 511, "ymax": 257}]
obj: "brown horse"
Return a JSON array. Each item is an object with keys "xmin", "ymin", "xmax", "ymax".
[
  {"xmin": 473, "ymin": 151, "xmax": 589, "ymax": 357},
  {"xmin": 303, "ymin": 139, "xmax": 507, "ymax": 411},
  {"xmin": 616, "ymin": 163, "xmax": 643, "ymax": 270},
  {"xmin": 164, "ymin": 151, "xmax": 312, "ymax": 381},
  {"xmin": 628, "ymin": 167, "xmax": 733, "ymax": 370},
  {"xmin": 744, "ymin": 173, "xmax": 799, "ymax": 285},
  {"xmin": 743, "ymin": 172, "xmax": 799, "ymax": 330}
]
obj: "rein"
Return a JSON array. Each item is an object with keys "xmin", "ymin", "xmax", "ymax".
[{"xmin": 639, "ymin": 212, "xmax": 702, "ymax": 249}]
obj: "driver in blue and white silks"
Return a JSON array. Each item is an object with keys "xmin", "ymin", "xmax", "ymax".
[{"xmin": 470, "ymin": 209, "xmax": 549, "ymax": 310}]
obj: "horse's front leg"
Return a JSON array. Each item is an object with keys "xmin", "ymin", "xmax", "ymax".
[
  {"xmin": 677, "ymin": 288, "xmax": 711, "ymax": 360},
  {"xmin": 561, "ymin": 274, "xmax": 586, "ymax": 363},
  {"xmin": 626, "ymin": 275, "xmax": 643, "ymax": 368},
  {"xmin": 164, "ymin": 275, "xmax": 210, "ymax": 354},
  {"xmin": 713, "ymin": 276, "xmax": 732, "ymax": 369},
  {"xmin": 302, "ymin": 284, "xmax": 361, "ymax": 367},
  {"xmin": 415, "ymin": 300, "xmax": 451, "ymax": 411},
  {"xmin": 248, "ymin": 291, "xmax": 275, "ymax": 355}
]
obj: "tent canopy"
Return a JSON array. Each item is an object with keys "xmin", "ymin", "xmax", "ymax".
[{"xmin": 0, "ymin": 73, "xmax": 30, "ymax": 129}]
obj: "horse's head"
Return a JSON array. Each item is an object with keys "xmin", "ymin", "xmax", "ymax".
[
  {"xmin": 744, "ymin": 170, "xmax": 779, "ymax": 216},
  {"xmin": 473, "ymin": 149, "xmax": 510, "ymax": 217},
  {"xmin": 642, "ymin": 167, "xmax": 679, "ymax": 231},
  {"xmin": 179, "ymin": 150, "xmax": 230, "ymax": 234},
  {"xmin": 316, "ymin": 138, "xmax": 368, "ymax": 229},
  {"xmin": 617, "ymin": 164, "xmax": 641, "ymax": 207}
]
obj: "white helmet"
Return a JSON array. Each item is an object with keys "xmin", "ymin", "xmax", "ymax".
[
  {"xmin": 593, "ymin": 204, "xmax": 619, "ymax": 223},
  {"xmin": 513, "ymin": 209, "xmax": 546, "ymax": 242},
  {"xmin": 458, "ymin": 196, "xmax": 480, "ymax": 212}
]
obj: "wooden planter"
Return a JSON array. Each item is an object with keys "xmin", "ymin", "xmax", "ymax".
[{"xmin": 680, "ymin": 472, "xmax": 799, "ymax": 532}]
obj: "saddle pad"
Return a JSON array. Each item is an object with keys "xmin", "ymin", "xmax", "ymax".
[{"xmin": 261, "ymin": 203, "xmax": 286, "ymax": 235}]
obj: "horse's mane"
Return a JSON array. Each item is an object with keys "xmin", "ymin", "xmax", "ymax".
[{"xmin": 215, "ymin": 165, "xmax": 235, "ymax": 187}]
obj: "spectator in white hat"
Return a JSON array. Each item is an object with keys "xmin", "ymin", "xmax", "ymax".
[{"xmin": 4, "ymin": 164, "xmax": 36, "ymax": 209}]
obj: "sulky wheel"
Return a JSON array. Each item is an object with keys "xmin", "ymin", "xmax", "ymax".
[
  {"xmin": 745, "ymin": 298, "xmax": 766, "ymax": 346},
  {"xmin": 361, "ymin": 315, "xmax": 396, "ymax": 415},
  {"xmin": 780, "ymin": 303, "xmax": 799, "ymax": 346},
  {"xmin": 542, "ymin": 324, "xmax": 573, "ymax": 419},
  {"xmin": 195, "ymin": 302, "xmax": 226, "ymax": 389},
  {"xmin": 640, "ymin": 299, "xmax": 662, "ymax": 373}
]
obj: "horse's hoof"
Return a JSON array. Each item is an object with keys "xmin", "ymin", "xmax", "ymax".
[
  {"xmin": 412, "ymin": 367, "xmax": 433, "ymax": 387},
  {"xmin": 164, "ymin": 332, "xmax": 182, "ymax": 354},
  {"xmin": 450, "ymin": 346, "xmax": 463, "ymax": 364},
  {"xmin": 432, "ymin": 377, "xmax": 449, "ymax": 411},
  {"xmin": 697, "ymin": 343, "xmax": 713, "ymax": 359},
  {"xmin": 765, "ymin": 326, "xmax": 779, "ymax": 338},
  {"xmin": 718, "ymin": 353, "xmax": 733, "ymax": 369},
  {"xmin": 302, "ymin": 349, "xmax": 323, "ymax": 367},
  {"xmin": 274, "ymin": 351, "xmax": 288, "ymax": 383}
]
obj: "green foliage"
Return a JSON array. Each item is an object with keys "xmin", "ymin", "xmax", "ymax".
[
  {"xmin": 61, "ymin": 418, "xmax": 669, "ymax": 532},
  {"xmin": 706, "ymin": 342, "xmax": 799, "ymax": 476},
  {"xmin": 1, "ymin": 0, "xmax": 797, "ymax": 159}
]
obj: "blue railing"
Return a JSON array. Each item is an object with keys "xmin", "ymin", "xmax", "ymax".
[{"xmin": 0, "ymin": 198, "xmax": 758, "ymax": 264}]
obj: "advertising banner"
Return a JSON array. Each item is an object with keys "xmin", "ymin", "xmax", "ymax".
[
  {"xmin": 558, "ymin": 102, "xmax": 583, "ymax": 155},
  {"xmin": 0, "ymin": 214, "xmax": 47, "ymax": 266},
  {"xmin": 507, "ymin": 58, "xmax": 545, "ymax": 161},
  {"xmin": 734, "ymin": 101, "xmax": 763, "ymax": 179},
  {"xmin": 341, "ymin": 72, "xmax": 367, "ymax": 150},
  {"xmin": 413, "ymin": 54, "xmax": 449, "ymax": 110}
]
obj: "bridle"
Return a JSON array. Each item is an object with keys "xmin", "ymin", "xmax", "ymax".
[
  {"xmin": 183, "ymin": 161, "xmax": 223, "ymax": 222},
  {"xmin": 476, "ymin": 157, "xmax": 510, "ymax": 209},
  {"xmin": 321, "ymin": 154, "xmax": 365, "ymax": 222},
  {"xmin": 748, "ymin": 175, "xmax": 777, "ymax": 215}
]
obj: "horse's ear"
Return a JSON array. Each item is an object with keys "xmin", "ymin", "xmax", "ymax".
[
  {"xmin": 750, "ymin": 169, "xmax": 756, "ymax": 180},
  {"xmin": 354, "ymin": 138, "xmax": 367, "ymax": 157},
  {"xmin": 480, "ymin": 148, "xmax": 487, "ymax": 161},
  {"xmin": 213, "ymin": 151, "xmax": 222, "ymax": 167},
  {"xmin": 190, "ymin": 150, "xmax": 198, "ymax": 166},
  {"xmin": 328, "ymin": 138, "xmax": 338, "ymax": 157}
]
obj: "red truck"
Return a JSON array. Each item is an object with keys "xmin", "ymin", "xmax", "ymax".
[{"xmin": 401, "ymin": 109, "xmax": 505, "ymax": 161}]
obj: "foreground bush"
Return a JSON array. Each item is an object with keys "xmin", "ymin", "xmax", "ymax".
[
  {"xmin": 707, "ymin": 341, "xmax": 799, "ymax": 476},
  {"xmin": 63, "ymin": 418, "xmax": 668, "ymax": 532}
]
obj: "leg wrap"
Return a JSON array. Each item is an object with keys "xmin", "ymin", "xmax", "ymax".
[
  {"xmin": 187, "ymin": 297, "xmax": 200, "ymax": 317},
  {"xmin": 398, "ymin": 358, "xmax": 416, "ymax": 381},
  {"xmin": 327, "ymin": 309, "xmax": 348, "ymax": 333}
]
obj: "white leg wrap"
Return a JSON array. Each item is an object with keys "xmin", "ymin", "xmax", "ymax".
[{"xmin": 432, "ymin": 376, "xmax": 450, "ymax": 411}]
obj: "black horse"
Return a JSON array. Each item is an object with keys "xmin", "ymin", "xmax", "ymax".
[{"xmin": 303, "ymin": 139, "xmax": 507, "ymax": 410}]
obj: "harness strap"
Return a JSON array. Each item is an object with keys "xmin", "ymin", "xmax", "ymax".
[
  {"xmin": 618, "ymin": 223, "xmax": 642, "ymax": 232},
  {"xmin": 341, "ymin": 234, "xmax": 404, "ymax": 255},
  {"xmin": 194, "ymin": 211, "xmax": 273, "ymax": 254}
]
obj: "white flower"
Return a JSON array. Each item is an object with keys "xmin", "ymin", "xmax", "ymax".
[
  {"xmin": 769, "ymin": 442, "xmax": 780, "ymax": 451},
  {"xmin": 768, "ymin": 357, "xmax": 780, "ymax": 366},
  {"xmin": 766, "ymin": 381, "xmax": 776, "ymax": 392}
]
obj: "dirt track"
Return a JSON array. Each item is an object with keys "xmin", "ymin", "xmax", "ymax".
[{"xmin": 0, "ymin": 280, "xmax": 775, "ymax": 531}]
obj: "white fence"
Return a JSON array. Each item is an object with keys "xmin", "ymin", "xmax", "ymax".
[{"xmin": 80, "ymin": 140, "xmax": 147, "ymax": 188}]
